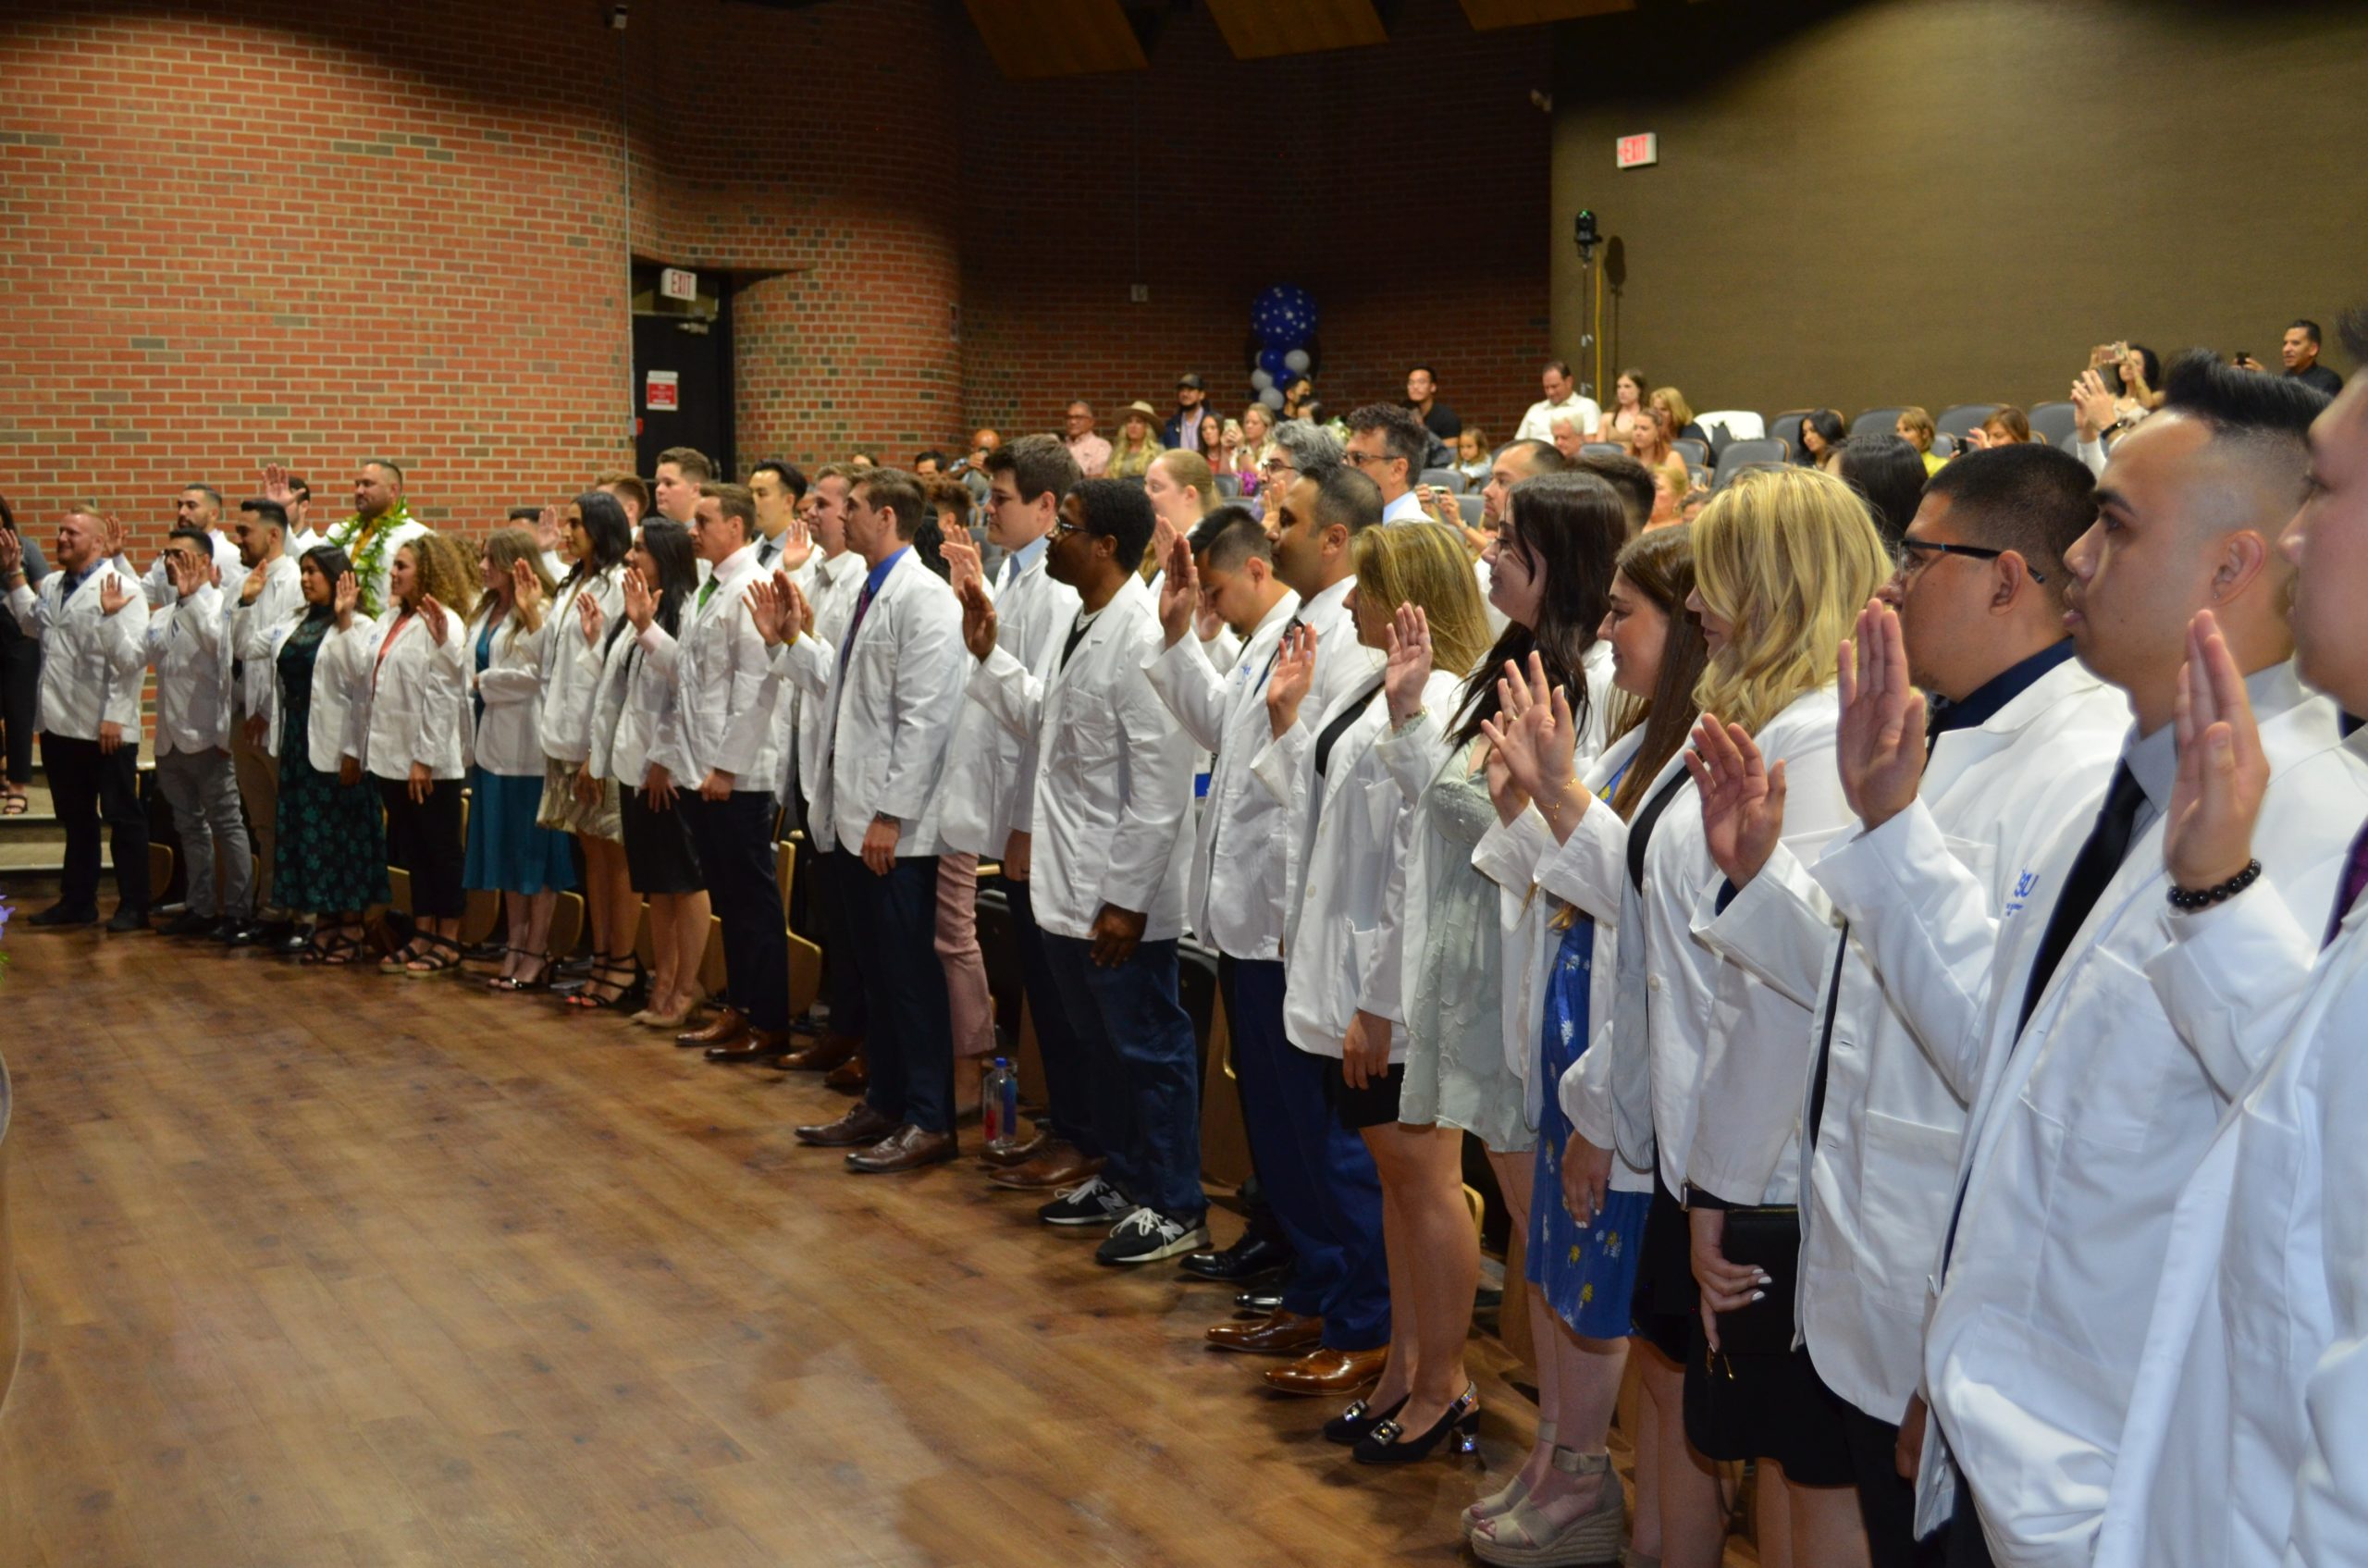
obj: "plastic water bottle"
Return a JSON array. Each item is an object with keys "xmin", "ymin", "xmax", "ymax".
[{"xmin": 982, "ymin": 1056, "xmax": 1020, "ymax": 1156}]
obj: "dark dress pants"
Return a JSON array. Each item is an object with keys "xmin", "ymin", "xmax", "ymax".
[
  {"xmin": 847, "ymin": 854, "xmax": 954, "ymax": 1132},
  {"xmin": 43, "ymin": 732, "xmax": 148, "ymax": 916},
  {"xmin": 684, "ymin": 790, "xmax": 788, "ymax": 1031},
  {"xmin": 1005, "ymin": 876, "xmax": 1100, "ymax": 1155}
]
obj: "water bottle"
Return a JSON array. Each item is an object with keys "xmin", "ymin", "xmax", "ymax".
[{"xmin": 982, "ymin": 1056, "xmax": 1021, "ymax": 1156}]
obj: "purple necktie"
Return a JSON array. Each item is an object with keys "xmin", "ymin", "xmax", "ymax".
[{"xmin": 2326, "ymin": 821, "xmax": 2368, "ymax": 949}]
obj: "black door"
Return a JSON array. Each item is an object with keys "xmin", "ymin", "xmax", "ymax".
[{"xmin": 632, "ymin": 261, "xmax": 734, "ymax": 481}]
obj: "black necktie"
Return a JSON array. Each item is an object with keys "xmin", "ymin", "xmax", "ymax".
[
  {"xmin": 1059, "ymin": 614, "xmax": 1090, "ymax": 672},
  {"xmin": 2015, "ymin": 761, "xmax": 2147, "ymax": 1037}
]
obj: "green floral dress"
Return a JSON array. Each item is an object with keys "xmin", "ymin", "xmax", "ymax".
[{"xmin": 273, "ymin": 616, "xmax": 388, "ymax": 914}]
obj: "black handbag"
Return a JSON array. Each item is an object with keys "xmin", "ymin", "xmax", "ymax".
[{"xmin": 1709, "ymin": 1204, "xmax": 1800, "ymax": 1356}]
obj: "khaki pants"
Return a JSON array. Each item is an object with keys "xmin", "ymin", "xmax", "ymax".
[{"xmin": 231, "ymin": 719, "xmax": 281, "ymax": 916}]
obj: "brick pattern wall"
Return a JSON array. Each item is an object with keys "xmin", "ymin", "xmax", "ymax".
[{"xmin": 0, "ymin": 0, "xmax": 1553, "ymax": 565}]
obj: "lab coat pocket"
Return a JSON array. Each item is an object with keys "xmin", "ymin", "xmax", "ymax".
[
  {"xmin": 2024, "ymin": 944, "xmax": 2166, "ymax": 1154},
  {"xmin": 1855, "ymin": 1108, "xmax": 1963, "ymax": 1306},
  {"xmin": 1954, "ymin": 1307, "xmax": 2122, "ymax": 1545}
]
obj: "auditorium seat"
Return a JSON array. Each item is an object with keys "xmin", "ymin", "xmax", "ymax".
[
  {"xmin": 1581, "ymin": 442, "xmax": 1626, "ymax": 461},
  {"xmin": 1852, "ymin": 406, "xmax": 1907, "ymax": 438},
  {"xmin": 1672, "ymin": 437, "xmax": 1709, "ymax": 467},
  {"xmin": 1713, "ymin": 437, "xmax": 1790, "ymax": 480},
  {"xmin": 1768, "ymin": 410, "xmax": 1810, "ymax": 459},
  {"xmin": 2029, "ymin": 401, "xmax": 2078, "ymax": 445},
  {"xmin": 1937, "ymin": 403, "xmax": 2000, "ymax": 440},
  {"xmin": 1420, "ymin": 466, "xmax": 1467, "ymax": 493}
]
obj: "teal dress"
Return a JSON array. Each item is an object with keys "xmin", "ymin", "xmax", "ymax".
[
  {"xmin": 462, "ymin": 616, "xmax": 575, "ymax": 895},
  {"xmin": 273, "ymin": 616, "xmax": 388, "ymax": 914}
]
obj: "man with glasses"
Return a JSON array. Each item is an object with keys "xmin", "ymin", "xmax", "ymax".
[
  {"xmin": 1686, "ymin": 442, "xmax": 2126, "ymax": 1565},
  {"xmin": 1257, "ymin": 418, "xmax": 1346, "ymax": 509},
  {"xmin": 1341, "ymin": 403, "xmax": 1431, "ymax": 525}
]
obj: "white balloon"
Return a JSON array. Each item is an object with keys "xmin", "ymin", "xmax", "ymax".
[
  {"xmin": 1250, "ymin": 369, "xmax": 1274, "ymax": 391},
  {"xmin": 1259, "ymin": 388, "xmax": 1285, "ymax": 411},
  {"xmin": 1282, "ymin": 349, "xmax": 1311, "ymax": 373}
]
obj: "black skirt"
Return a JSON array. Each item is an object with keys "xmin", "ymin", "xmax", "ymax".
[
  {"xmin": 1326, "ymin": 1061, "xmax": 1406, "ymax": 1130},
  {"xmin": 1629, "ymin": 1173, "xmax": 1699, "ymax": 1363},
  {"xmin": 1683, "ymin": 1340, "xmax": 1856, "ymax": 1488},
  {"xmin": 621, "ymin": 786, "xmax": 703, "ymax": 895}
]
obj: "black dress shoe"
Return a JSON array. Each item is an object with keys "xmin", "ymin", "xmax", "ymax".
[
  {"xmin": 216, "ymin": 919, "xmax": 262, "ymax": 945},
  {"xmin": 160, "ymin": 909, "xmax": 214, "ymax": 937},
  {"xmin": 272, "ymin": 925, "xmax": 317, "ymax": 957},
  {"xmin": 27, "ymin": 903, "xmax": 99, "ymax": 929},
  {"xmin": 794, "ymin": 1103, "xmax": 898, "ymax": 1149},
  {"xmin": 1178, "ymin": 1232, "xmax": 1295, "ymax": 1282},
  {"xmin": 1236, "ymin": 1290, "xmax": 1285, "ymax": 1314},
  {"xmin": 105, "ymin": 907, "xmax": 153, "ymax": 934}
]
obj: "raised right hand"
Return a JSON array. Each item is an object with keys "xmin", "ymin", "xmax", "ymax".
[
  {"xmin": 332, "ymin": 569, "xmax": 360, "ymax": 628},
  {"xmin": 0, "ymin": 529, "xmax": 22, "ymax": 576},
  {"xmin": 622, "ymin": 565, "xmax": 655, "ymax": 632},
  {"xmin": 258, "ymin": 462, "xmax": 296, "ymax": 507},
  {"xmin": 958, "ymin": 573, "xmax": 999, "ymax": 663},
  {"xmin": 1835, "ymin": 600, "xmax": 1928, "ymax": 832},
  {"xmin": 575, "ymin": 585, "xmax": 604, "ymax": 646},
  {"xmin": 1156, "ymin": 530, "xmax": 1199, "ymax": 648},
  {"xmin": 1684, "ymin": 711, "xmax": 1787, "ymax": 887},
  {"xmin": 1265, "ymin": 622, "xmax": 1316, "ymax": 737},
  {"xmin": 1383, "ymin": 602, "xmax": 1433, "ymax": 727},
  {"xmin": 2165, "ymin": 610, "xmax": 2268, "ymax": 893}
]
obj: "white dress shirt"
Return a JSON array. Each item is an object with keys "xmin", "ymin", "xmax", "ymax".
[
  {"xmin": 1514, "ymin": 393, "xmax": 1603, "ymax": 445},
  {"xmin": 967, "ymin": 575, "xmax": 1195, "ymax": 941},
  {"xmin": 638, "ymin": 543, "xmax": 783, "ymax": 790},
  {"xmin": 1143, "ymin": 590, "xmax": 1300, "ymax": 958},
  {"xmin": 148, "ymin": 581, "xmax": 235, "ymax": 756},
  {"xmin": 1381, "ymin": 488, "xmax": 1427, "ymax": 525},
  {"xmin": 7, "ymin": 561, "xmax": 150, "ymax": 740}
]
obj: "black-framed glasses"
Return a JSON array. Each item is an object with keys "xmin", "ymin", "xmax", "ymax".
[
  {"xmin": 1893, "ymin": 537, "xmax": 2042, "ymax": 583},
  {"xmin": 1052, "ymin": 517, "xmax": 1085, "ymax": 537}
]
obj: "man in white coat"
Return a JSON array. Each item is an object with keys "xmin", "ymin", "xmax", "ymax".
[
  {"xmin": 937, "ymin": 438, "xmax": 1093, "ymax": 1191},
  {"xmin": 2091, "ymin": 315, "xmax": 2368, "ymax": 1568},
  {"xmin": 957, "ymin": 478, "xmax": 1204, "ymax": 1265},
  {"xmin": 1685, "ymin": 444, "xmax": 2127, "ymax": 1566},
  {"xmin": 776, "ymin": 468, "xmax": 968, "ymax": 1173},
  {"xmin": 1, "ymin": 505, "xmax": 152, "ymax": 930},
  {"xmin": 636, "ymin": 483, "xmax": 790, "ymax": 1065},
  {"xmin": 1807, "ymin": 354, "xmax": 2357, "ymax": 1567},
  {"xmin": 150, "ymin": 525, "xmax": 253, "ymax": 940},
  {"xmin": 229, "ymin": 497, "xmax": 306, "ymax": 943}
]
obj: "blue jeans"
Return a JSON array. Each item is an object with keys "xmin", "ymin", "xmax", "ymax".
[
  {"xmin": 1222, "ymin": 956, "xmax": 1388, "ymax": 1349},
  {"xmin": 1042, "ymin": 932, "xmax": 1206, "ymax": 1222}
]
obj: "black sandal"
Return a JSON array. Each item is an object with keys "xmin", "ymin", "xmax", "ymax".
[
  {"xmin": 565, "ymin": 958, "xmax": 648, "ymax": 1010},
  {"xmin": 488, "ymin": 949, "xmax": 552, "ymax": 993},
  {"xmin": 551, "ymin": 949, "xmax": 610, "ymax": 998},
  {"xmin": 304, "ymin": 925, "xmax": 366, "ymax": 966},
  {"xmin": 402, "ymin": 932, "xmax": 463, "ymax": 978}
]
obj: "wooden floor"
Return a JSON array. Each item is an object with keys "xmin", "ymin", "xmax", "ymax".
[{"xmin": 0, "ymin": 898, "xmax": 1572, "ymax": 1568}]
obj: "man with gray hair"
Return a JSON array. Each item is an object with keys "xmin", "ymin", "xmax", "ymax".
[{"xmin": 1255, "ymin": 418, "xmax": 1344, "ymax": 501}]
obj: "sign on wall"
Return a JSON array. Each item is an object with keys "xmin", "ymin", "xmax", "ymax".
[
  {"xmin": 659, "ymin": 266, "xmax": 698, "ymax": 302},
  {"xmin": 1616, "ymin": 132, "xmax": 1659, "ymax": 168},
  {"xmin": 645, "ymin": 369, "xmax": 679, "ymax": 412}
]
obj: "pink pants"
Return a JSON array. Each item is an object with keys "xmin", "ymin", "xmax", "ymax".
[{"xmin": 936, "ymin": 853, "xmax": 995, "ymax": 1058}]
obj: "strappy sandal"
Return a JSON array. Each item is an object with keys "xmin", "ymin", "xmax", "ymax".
[
  {"xmin": 304, "ymin": 925, "xmax": 366, "ymax": 966},
  {"xmin": 1, "ymin": 792, "xmax": 27, "ymax": 816},
  {"xmin": 550, "ymin": 949, "xmax": 609, "ymax": 998},
  {"xmin": 487, "ymin": 949, "xmax": 551, "ymax": 993},
  {"xmin": 402, "ymin": 932, "xmax": 463, "ymax": 978},
  {"xmin": 565, "ymin": 958, "xmax": 648, "ymax": 1011}
]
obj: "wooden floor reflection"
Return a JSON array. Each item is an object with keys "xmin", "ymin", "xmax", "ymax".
[{"xmin": 0, "ymin": 914, "xmax": 1572, "ymax": 1567}]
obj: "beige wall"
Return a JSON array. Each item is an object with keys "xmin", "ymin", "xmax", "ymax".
[{"xmin": 1548, "ymin": 0, "xmax": 2368, "ymax": 423}]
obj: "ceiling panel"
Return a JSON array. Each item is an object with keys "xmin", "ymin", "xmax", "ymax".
[
  {"xmin": 1202, "ymin": 0, "xmax": 1389, "ymax": 60},
  {"xmin": 961, "ymin": 0, "xmax": 1150, "ymax": 79}
]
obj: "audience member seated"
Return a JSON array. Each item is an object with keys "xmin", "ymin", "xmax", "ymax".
[
  {"xmin": 1405, "ymin": 364, "xmax": 1461, "ymax": 445},
  {"xmin": 1797, "ymin": 408, "xmax": 1846, "ymax": 470},
  {"xmin": 1649, "ymin": 386, "xmax": 1710, "ymax": 447},
  {"xmin": 1064, "ymin": 401, "xmax": 1112, "ymax": 478},
  {"xmin": 1893, "ymin": 406, "xmax": 1945, "ymax": 475},
  {"xmin": 1966, "ymin": 404, "xmax": 2031, "ymax": 448},
  {"xmin": 2282, "ymin": 316, "xmax": 2346, "ymax": 395},
  {"xmin": 1592, "ymin": 368, "xmax": 1650, "ymax": 443},
  {"xmin": 1108, "ymin": 401, "xmax": 1163, "ymax": 478},
  {"xmin": 1514, "ymin": 361, "xmax": 1600, "ymax": 446},
  {"xmin": 1454, "ymin": 427, "xmax": 1493, "ymax": 487}
]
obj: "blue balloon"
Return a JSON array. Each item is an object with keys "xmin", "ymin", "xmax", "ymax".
[
  {"xmin": 1252, "ymin": 282, "xmax": 1318, "ymax": 351},
  {"xmin": 1257, "ymin": 346, "xmax": 1290, "ymax": 381}
]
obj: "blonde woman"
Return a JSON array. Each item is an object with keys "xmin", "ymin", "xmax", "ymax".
[
  {"xmin": 463, "ymin": 527, "xmax": 573, "ymax": 991},
  {"xmin": 1258, "ymin": 519, "xmax": 1493, "ymax": 1460},
  {"xmin": 1628, "ymin": 403, "xmax": 1694, "ymax": 503},
  {"xmin": 537, "ymin": 492, "xmax": 635, "ymax": 1008},
  {"xmin": 335, "ymin": 530, "xmax": 478, "ymax": 976},
  {"xmin": 1650, "ymin": 386, "xmax": 1709, "ymax": 448},
  {"xmin": 1894, "ymin": 406, "xmax": 1944, "ymax": 475},
  {"xmin": 1234, "ymin": 405, "xmax": 1274, "ymax": 492},
  {"xmin": 1107, "ymin": 401, "xmax": 1163, "ymax": 478}
]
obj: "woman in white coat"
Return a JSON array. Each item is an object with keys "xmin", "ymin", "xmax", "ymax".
[
  {"xmin": 583, "ymin": 520, "xmax": 708, "ymax": 1029},
  {"xmin": 1255, "ymin": 521, "xmax": 1492, "ymax": 1457},
  {"xmin": 537, "ymin": 493, "xmax": 635, "ymax": 1008},
  {"xmin": 267, "ymin": 545, "xmax": 385, "ymax": 963},
  {"xmin": 462, "ymin": 528, "xmax": 574, "ymax": 991},
  {"xmin": 1468, "ymin": 523, "xmax": 1711, "ymax": 1567},
  {"xmin": 338, "ymin": 532, "xmax": 474, "ymax": 977}
]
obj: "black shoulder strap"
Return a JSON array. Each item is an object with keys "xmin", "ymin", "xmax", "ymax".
[
  {"xmin": 1314, "ymin": 677, "xmax": 1387, "ymax": 777},
  {"xmin": 1625, "ymin": 766, "xmax": 1691, "ymax": 893}
]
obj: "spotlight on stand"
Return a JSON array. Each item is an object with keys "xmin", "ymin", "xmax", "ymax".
[{"xmin": 1572, "ymin": 208, "xmax": 1599, "ymax": 262}]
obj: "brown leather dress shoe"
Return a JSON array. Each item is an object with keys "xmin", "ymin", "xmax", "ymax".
[
  {"xmin": 977, "ymin": 1130, "xmax": 1048, "ymax": 1169},
  {"xmin": 794, "ymin": 1103, "xmax": 897, "ymax": 1148},
  {"xmin": 705, "ymin": 1028, "xmax": 794, "ymax": 1066},
  {"xmin": 845, "ymin": 1124, "xmax": 959, "ymax": 1174},
  {"xmin": 1261, "ymin": 1346, "xmax": 1388, "ymax": 1396},
  {"xmin": 986, "ymin": 1143, "xmax": 1102, "ymax": 1191},
  {"xmin": 1205, "ymin": 1309, "xmax": 1325, "ymax": 1356},
  {"xmin": 822, "ymin": 1052, "xmax": 869, "ymax": 1093},
  {"xmin": 677, "ymin": 1006, "xmax": 747, "ymax": 1049},
  {"xmin": 783, "ymin": 1031, "xmax": 860, "ymax": 1073}
]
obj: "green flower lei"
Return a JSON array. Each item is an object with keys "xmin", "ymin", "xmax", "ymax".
[{"xmin": 327, "ymin": 502, "xmax": 413, "ymax": 618}]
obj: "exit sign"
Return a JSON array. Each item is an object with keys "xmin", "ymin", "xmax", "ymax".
[
  {"xmin": 659, "ymin": 266, "xmax": 697, "ymax": 302},
  {"xmin": 1616, "ymin": 133, "xmax": 1659, "ymax": 169}
]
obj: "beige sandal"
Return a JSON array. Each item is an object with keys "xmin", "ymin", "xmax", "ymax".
[{"xmin": 1469, "ymin": 1446, "xmax": 1625, "ymax": 1568}]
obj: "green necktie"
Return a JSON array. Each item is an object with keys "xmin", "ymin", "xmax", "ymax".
[{"xmin": 697, "ymin": 579, "xmax": 715, "ymax": 608}]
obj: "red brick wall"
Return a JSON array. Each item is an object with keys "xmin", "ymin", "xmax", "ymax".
[{"xmin": 0, "ymin": 0, "xmax": 1551, "ymax": 562}]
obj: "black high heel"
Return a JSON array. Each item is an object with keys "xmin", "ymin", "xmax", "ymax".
[
  {"xmin": 1323, "ymin": 1395, "xmax": 1407, "ymax": 1448},
  {"xmin": 1351, "ymin": 1385, "xmax": 1479, "ymax": 1465}
]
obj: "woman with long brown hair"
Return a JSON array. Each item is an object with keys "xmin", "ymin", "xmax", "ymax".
[{"xmin": 462, "ymin": 526, "xmax": 574, "ymax": 991}]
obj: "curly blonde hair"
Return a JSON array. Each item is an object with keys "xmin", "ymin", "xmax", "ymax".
[{"xmin": 1690, "ymin": 466, "xmax": 1889, "ymax": 735}]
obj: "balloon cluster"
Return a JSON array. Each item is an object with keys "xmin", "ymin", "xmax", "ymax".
[{"xmin": 1246, "ymin": 283, "xmax": 1318, "ymax": 411}]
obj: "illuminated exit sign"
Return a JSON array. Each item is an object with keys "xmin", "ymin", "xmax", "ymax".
[{"xmin": 1616, "ymin": 132, "xmax": 1659, "ymax": 169}]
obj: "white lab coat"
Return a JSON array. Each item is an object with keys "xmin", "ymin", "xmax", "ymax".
[
  {"xmin": 764, "ymin": 553, "xmax": 821, "ymax": 808},
  {"xmin": 263, "ymin": 615, "xmax": 366, "ymax": 772},
  {"xmin": 343, "ymin": 607, "xmax": 470, "ymax": 782},
  {"xmin": 132, "ymin": 531, "xmax": 243, "ymax": 606},
  {"xmin": 1253, "ymin": 665, "xmax": 1458, "ymax": 1061},
  {"xmin": 588, "ymin": 620, "xmax": 691, "ymax": 794},
  {"xmin": 463, "ymin": 604, "xmax": 549, "ymax": 777},
  {"xmin": 536, "ymin": 562, "xmax": 623, "ymax": 766},
  {"xmin": 639, "ymin": 544, "xmax": 783, "ymax": 793},
  {"xmin": 1691, "ymin": 656, "xmax": 2126, "ymax": 1421},
  {"xmin": 1143, "ymin": 591, "xmax": 1301, "ymax": 959},
  {"xmin": 2094, "ymin": 786, "xmax": 2368, "ymax": 1568},
  {"xmin": 147, "ymin": 583, "xmax": 235, "ymax": 756},
  {"xmin": 937, "ymin": 539, "xmax": 1078, "ymax": 859},
  {"xmin": 968, "ymin": 575, "xmax": 1195, "ymax": 942},
  {"xmin": 6, "ymin": 562, "xmax": 150, "ymax": 740},
  {"xmin": 230, "ymin": 554, "xmax": 305, "ymax": 725},
  {"xmin": 775, "ymin": 549, "xmax": 965, "ymax": 854},
  {"xmin": 1812, "ymin": 665, "xmax": 2365, "ymax": 1563},
  {"xmin": 793, "ymin": 549, "xmax": 870, "ymax": 811}
]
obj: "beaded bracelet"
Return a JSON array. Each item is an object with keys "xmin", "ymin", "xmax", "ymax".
[{"xmin": 2167, "ymin": 858, "xmax": 2262, "ymax": 911}]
